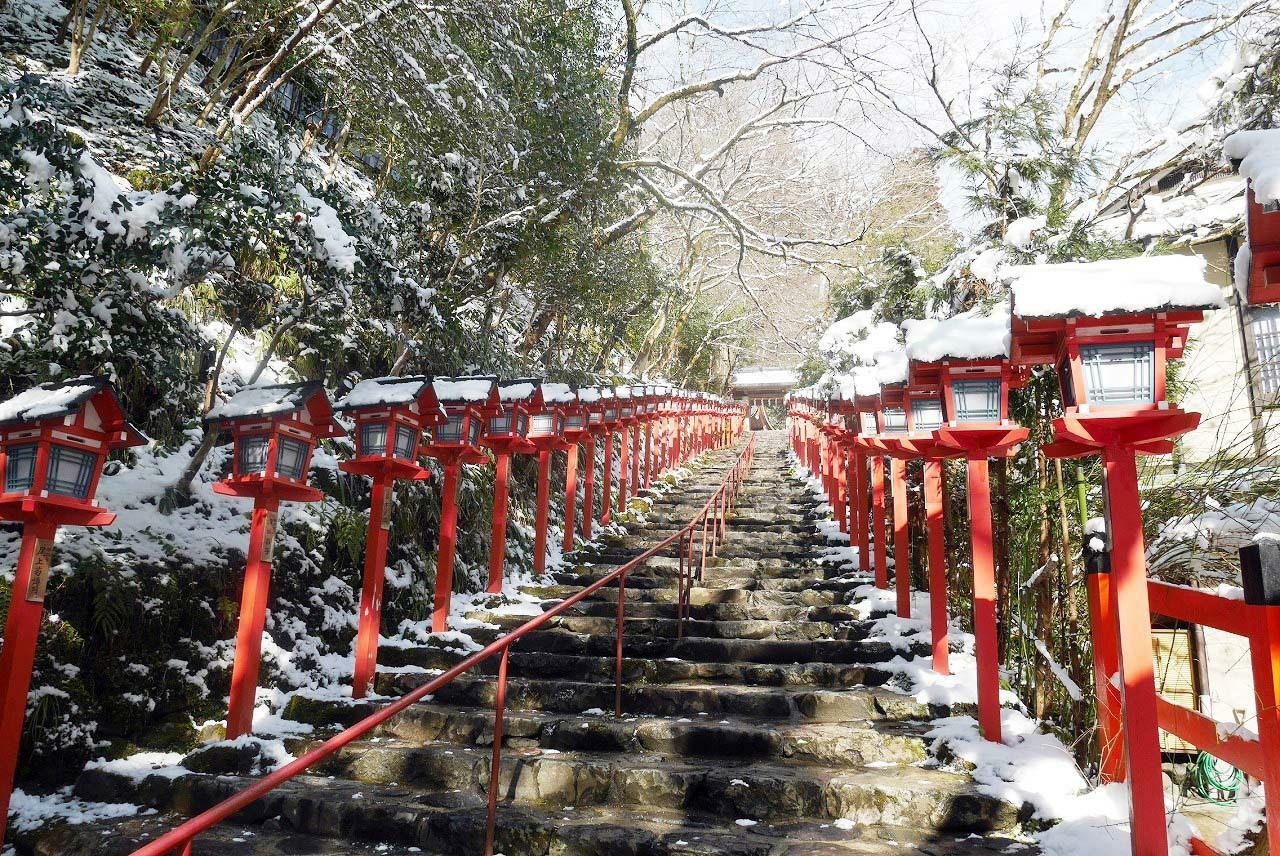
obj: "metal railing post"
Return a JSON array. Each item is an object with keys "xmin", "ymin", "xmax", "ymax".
[{"xmin": 484, "ymin": 645, "xmax": 510, "ymax": 856}]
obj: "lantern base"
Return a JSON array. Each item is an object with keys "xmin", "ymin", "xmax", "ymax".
[
  {"xmin": 935, "ymin": 425, "xmax": 1028, "ymax": 457},
  {"xmin": 875, "ymin": 436, "xmax": 962, "ymax": 461},
  {"xmin": 0, "ymin": 495, "xmax": 116, "ymax": 527},
  {"xmin": 421, "ymin": 444, "xmax": 489, "ymax": 466},
  {"xmin": 480, "ymin": 437, "xmax": 536, "ymax": 455},
  {"xmin": 340, "ymin": 458, "xmax": 426, "ymax": 481},
  {"xmin": 1054, "ymin": 408, "xmax": 1199, "ymax": 451},
  {"xmin": 212, "ymin": 476, "xmax": 323, "ymax": 503}
]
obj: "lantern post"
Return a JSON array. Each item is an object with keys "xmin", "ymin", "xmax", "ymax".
[
  {"xmin": 334, "ymin": 377, "xmax": 445, "ymax": 699},
  {"xmin": 527, "ymin": 383, "xmax": 574, "ymax": 574},
  {"xmin": 558, "ymin": 389, "xmax": 590, "ymax": 555},
  {"xmin": 867, "ymin": 376, "xmax": 914, "ymax": 620},
  {"xmin": 627, "ymin": 384, "xmax": 647, "ymax": 503},
  {"xmin": 909, "ymin": 308, "xmax": 1030, "ymax": 743},
  {"xmin": 421, "ymin": 377, "xmax": 499, "ymax": 632},
  {"xmin": 613, "ymin": 386, "xmax": 633, "ymax": 514},
  {"xmin": 483, "ymin": 380, "xmax": 542, "ymax": 594},
  {"xmin": 1007, "ymin": 255, "xmax": 1222, "ymax": 855},
  {"xmin": 0, "ymin": 378, "xmax": 147, "ymax": 847},
  {"xmin": 598, "ymin": 390, "xmax": 621, "ymax": 527},
  {"xmin": 853, "ymin": 391, "xmax": 888, "ymax": 588},
  {"xmin": 204, "ymin": 382, "xmax": 344, "ymax": 739}
]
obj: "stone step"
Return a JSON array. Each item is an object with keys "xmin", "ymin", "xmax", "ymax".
[
  {"xmin": 391, "ymin": 673, "xmax": 932, "ymax": 722},
  {"xmin": 62, "ymin": 775, "xmax": 1036, "ymax": 855},
  {"xmin": 562, "ymin": 598, "xmax": 861, "ymax": 623},
  {"xmin": 469, "ymin": 612, "xmax": 852, "ymax": 642},
  {"xmin": 282, "ymin": 700, "xmax": 925, "ymax": 766},
  {"xmin": 305, "ymin": 739, "xmax": 1017, "ymax": 830}
]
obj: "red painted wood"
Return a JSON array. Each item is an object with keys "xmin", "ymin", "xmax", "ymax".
[
  {"xmin": 617, "ymin": 426, "xmax": 630, "ymax": 513},
  {"xmin": 966, "ymin": 455, "xmax": 999, "ymax": 741},
  {"xmin": 1087, "ymin": 571, "xmax": 1126, "ymax": 783},
  {"xmin": 0, "ymin": 520, "xmax": 57, "ymax": 848},
  {"xmin": 923, "ymin": 460, "xmax": 949, "ymax": 676},
  {"xmin": 1154, "ymin": 696, "xmax": 1265, "ymax": 780},
  {"xmin": 581, "ymin": 438, "xmax": 596, "ymax": 541},
  {"xmin": 1147, "ymin": 580, "xmax": 1251, "ymax": 637},
  {"xmin": 432, "ymin": 463, "xmax": 462, "ymax": 633},
  {"xmin": 891, "ymin": 457, "xmax": 911, "ymax": 619},
  {"xmin": 226, "ymin": 497, "xmax": 281, "ymax": 739},
  {"xmin": 487, "ymin": 452, "xmax": 513, "ymax": 594},
  {"xmin": 1247, "ymin": 605, "xmax": 1280, "ymax": 854},
  {"xmin": 563, "ymin": 443, "xmax": 579, "ymax": 555},
  {"xmin": 601, "ymin": 431, "xmax": 614, "ymax": 526},
  {"xmin": 352, "ymin": 477, "xmax": 391, "ymax": 699},
  {"xmin": 871, "ymin": 456, "xmax": 888, "ymax": 590},
  {"xmin": 1103, "ymin": 444, "xmax": 1168, "ymax": 856},
  {"xmin": 533, "ymin": 449, "xmax": 552, "ymax": 574}
]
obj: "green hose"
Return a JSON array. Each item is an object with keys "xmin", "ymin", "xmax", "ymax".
[{"xmin": 1189, "ymin": 751, "xmax": 1244, "ymax": 804}]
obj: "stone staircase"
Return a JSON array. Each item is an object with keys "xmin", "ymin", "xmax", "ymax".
[{"xmin": 31, "ymin": 431, "xmax": 1036, "ymax": 855}]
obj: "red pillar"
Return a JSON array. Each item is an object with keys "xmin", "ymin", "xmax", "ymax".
[
  {"xmin": 834, "ymin": 445, "xmax": 848, "ymax": 533},
  {"xmin": 487, "ymin": 452, "xmax": 512, "ymax": 594},
  {"xmin": 432, "ymin": 463, "xmax": 461, "ymax": 633},
  {"xmin": 1087, "ymin": 568, "xmax": 1125, "ymax": 782},
  {"xmin": 563, "ymin": 443, "xmax": 579, "ymax": 555},
  {"xmin": 352, "ymin": 478, "xmax": 392, "ymax": 700},
  {"xmin": 966, "ymin": 456, "xmax": 1000, "ymax": 741},
  {"xmin": 871, "ymin": 456, "xmax": 888, "ymax": 589},
  {"xmin": 581, "ymin": 437, "xmax": 596, "ymax": 540},
  {"xmin": 616, "ymin": 426, "xmax": 629, "ymax": 513},
  {"xmin": 1103, "ymin": 444, "xmax": 1168, "ymax": 856},
  {"xmin": 601, "ymin": 431, "xmax": 614, "ymax": 525},
  {"xmin": 923, "ymin": 460, "xmax": 949, "ymax": 676},
  {"xmin": 0, "ymin": 520, "xmax": 58, "ymax": 847},
  {"xmin": 890, "ymin": 457, "xmax": 911, "ymax": 618},
  {"xmin": 227, "ymin": 497, "xmax": 281, "ymax": 739},
  {"xmin": 630, "ymin": 423, "xmax": 641, "ymax": 501},
  {"xmin": 533, "ymin": 449, "xmax": 552, "ymax": 575},
  {"xmin": 1247, "ymin": 602, "xmax": 1280, "ymax": 855},
  {"xmin": 643, "ymin": 421, "xmax": 653, "ymax": 489}
]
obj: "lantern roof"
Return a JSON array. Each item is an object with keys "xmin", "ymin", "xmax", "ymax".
[
  {"xmin": 539, "ymin": 382, "xmax": 577, "ymax": 405},
  {"xmin": 0, "ymin": 375, "xmax": 148, "ymax": 447},
  {"xmin": 612, "ymin": 385, "xmax": 632, "ymax": 399},
  {"xmin": 1004, "ymin": 255, "xmax": 1223, "ymax": 320},
  {"xmin": 904, "ymin": 306, "xmax": 1012, "ymax": 364},
  {"xmin": 433, "ymin": 375, "xmax": 499, "ymax": 407},
  {"xmin": 205, "ymin": 380, "xmax": 343, "ymax": 437},
  {"xmin": 873, "ymin": 349, "xmax": 909, "ymax": 386},
  {"xmin": 334, "ymin": 375, "xmax": 439, "ymax": 413},
  {"xmin": 497, "ymin": 378, "xmax": 544, "ymax": 408},
  {"xmin": 1226, "ymin": 128, "xmax": 1280, "ymax": 206},
  {"xmin": 577, "ymin": 386, "xmax": 603, "ymax": 404}
]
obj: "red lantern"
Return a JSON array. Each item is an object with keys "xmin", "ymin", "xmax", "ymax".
[
  {"xmin": 334, "ymin": 376, "xmax": 445, "ymax": 699},
  {"xmin": 1228, "ymin": 134, "xmax": 1280, "ymax": 305},
  {"xmin": 1008, "ymin": 254, "xmax": 1221, "ymax": 850},
  {"xmin": 421, "ymin": 377, "xmax": 500, "ymax": 632},
  {"xmin": 204, "ymin": 381, "xmax": 343, "ymax": 739},
  {"xmin": 0, "ymin": 377, "xmax": 146, "ymax": 847},
  {"xmin": 527, "ymin": 383, "xmax": 574, "ymax": 574},
  {"xmin": 555, "ymin": 386, "xmax": 590, "ymax": 554}
]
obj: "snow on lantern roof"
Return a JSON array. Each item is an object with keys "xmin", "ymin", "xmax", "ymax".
[
  {"xmin": 497, "ymin": 379, "xmax": 541, "ymax": 404},
  {"xmin": 205, "ymin": 381, "xmax": 332, "ymax": 425},
  {"xmin": 577, "ymin": 386, "xmax": 603, "ymax": 404},
  {"xmin": 817, "ymin": 309, "xmax": 900, "ymax": 366},
  {"xmin": 334, "ymin": 376, "xmax": 432, "ymax": 411},
  {"xmin": 0, "ymin": 375, "xmax": 107, "ymax": 425},
  {"xmin": 834, "ymin": 367, "xmax": 880, "ymax": 399},
  {"xmin": 1226, "ymin": 128, "xmax": 1280, "ymax": 205},
  {"xmin": 873, "ymin": 349, "xmax": 909, "ymax": 386},
  {"xmin": 1005, "ymin": 254, "xmax": 1223, "ymax": 319},
  {"xmin": 433, "ymin": 376, "xmax": 498, "ymax": 404},
  {"xmin": 904, "ymin": 306, "xmax": 1012, "ymax": 363},
  {"xmin": 540, "ymin": 382, "xmax": 577, "ymax": 405},
  {"xmin": 613, "ymin": 386, "xmax": 632, "ymax": 400}
]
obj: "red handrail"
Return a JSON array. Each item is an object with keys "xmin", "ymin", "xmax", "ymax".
[{"xmin": 132, "ymin": 431, "xmax": 755, "ymax": 856}]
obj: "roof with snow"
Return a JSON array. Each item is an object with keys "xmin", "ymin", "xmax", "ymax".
[
  {"xmin": 205, "ymin": 381, "xmax": 342, "ymax": 436},
  {"xmin": 539, "ymin": 382, "xmax": 577, "ymax": 405},
  {"xmin": 334, "ymin": 376, "xmax": 433, "ymax": 411},
  {"xmin": 577, "ymin": 386, "xmax": 603, "ymax": 404},
  {"xmin": 1005, "ymin": 255, "xmax": 1224, "ymax": 319},
  {"xmin": 433, "ymin": 376, "xmax": 499, "ymax": 405},
  {"xmin": 873, "ymin": 349, "xmax": 909, "ymax": 386},
  {"xmin": 904, "ymin": 307, "xmax": 1012, "ymax": 363},
  {"xmin": 498, "ymin": 379, "xmax": 542, "ymax": 405},
  {"xmin": 1226, "ymin": 129, "xmax": 1280, "ymax": 205},
  {"xmin": 817, "ymin": 310, "xmax": 900, "ymax": 367},
  {"xmin": 0, "ymin": 376, "xmax": 109, "ymax": 425}
]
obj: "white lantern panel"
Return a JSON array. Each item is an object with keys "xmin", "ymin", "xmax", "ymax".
[
  {"xmin": 1081, "ymin": 342, "xmax": 1155, "ymax": 404},
  {"xmin": 859, "ymin": 413, "xmax": 877, "ymax": 434},
  {"xmin": 276, "ymin": 436, "xmax": 310, "ymax": 481},
  {"xmin": 883, "ymin": 408, "xmax": 907, "ymax": 433},
  {"xmin": 437, "ymin": 414, "xmax": 466, "ymax": 444},
  {"xmin": 393, "ymin": 425, "xmax": 418, "ymax": 459},
  {"xmin": 911, "ymin": 398, "xmax": 944, "ymax": 431},
  {"xmin": 5, "ymin": 443, "xmax": 38, "ymax": 493},
  {"xmin": 530, "ymin": 414, "xmax": 556, "ymax": 436},
  {"xmin": 359, "ymin": 422, "xmax": 388, "ymax": 456},
  {"xmin": 46, "ymin": 444, "xmax": 96, "ymax": 499},
  {"xmin": 952, "ymin": 379, "xmax": 1001, "ymax": 423},
  {"xmin": 238, "ymin": 434, "xmax": 271, "ymax": 476}
]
